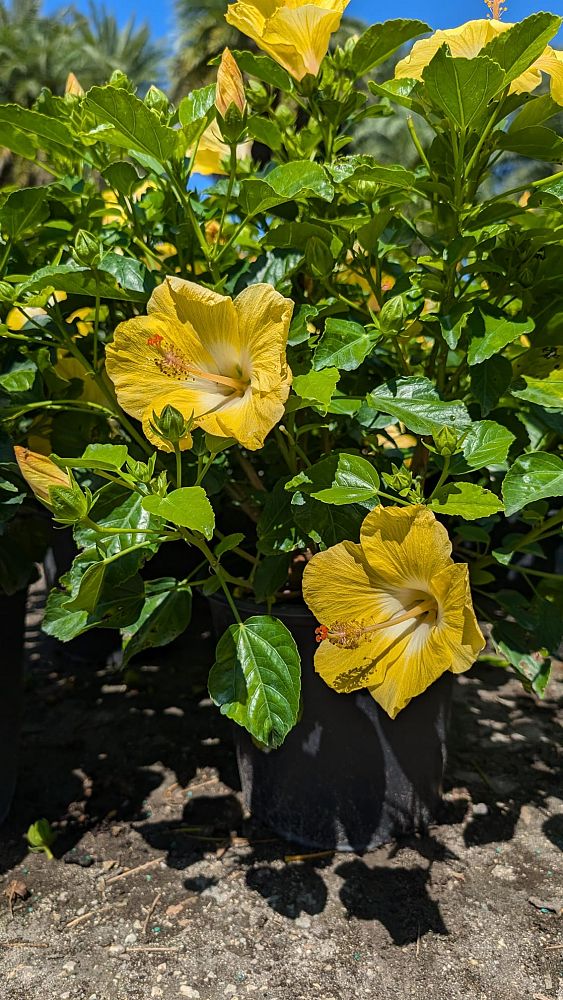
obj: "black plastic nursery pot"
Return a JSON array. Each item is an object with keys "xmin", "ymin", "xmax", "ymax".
[
  {"xmin": 0, "ymin": 587, "xmax": 27, "ymax": 825},
  {"xmin": 208, "ymin": 595, "xmax": 453, "ymax": 852}
]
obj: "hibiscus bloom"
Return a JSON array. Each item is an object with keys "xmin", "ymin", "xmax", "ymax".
[
  {"xmin": 395, "ymin": 19, "xmax": 563, "ymax": 104},
  {"xmin": 190, "ymin": 123, "xmax": 253, "ymax": 176},
  {"xmin": 225, "ymin": 0, "xmax": 350, "ymax": 82},
  {"xmin": 105, "ymin": 277, "xmax": 293, "ymax": 452},
  {"xmin": 303, "ymin": 504, "xmax": 484, "ymax": 718}
]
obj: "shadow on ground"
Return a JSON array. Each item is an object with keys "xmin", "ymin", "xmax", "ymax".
[{"xmin": 1, "ymin": 587, "xmax": 561, "ymax": 949}]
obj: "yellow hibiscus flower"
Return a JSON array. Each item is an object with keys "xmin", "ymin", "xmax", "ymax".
[
  {"xmin": 395, "ymin": 19, "xmax": 563, "ymax": 104},
  {"xmin": 302, "ymin": 504, "xmax": 484, "ymax": 719},
  {"xmin": 225, "ymin": 0, "xmax": 350, "ymax": 82},
  {"xmin": 105, "ymin": 277, "xmax": 293, "ymax": 452},
  {"xmin": 14, "ymin": 446, "xmax": 71, "ymax": 504}
]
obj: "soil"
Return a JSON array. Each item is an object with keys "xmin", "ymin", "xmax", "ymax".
[{"xmin": 0, "ymin": 581, "xmax": 562, "ymax": 1000}]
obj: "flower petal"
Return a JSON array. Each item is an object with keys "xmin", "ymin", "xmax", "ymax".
[
  {"xmin": 234, "ymin": 283, "xmax": 293, "ymax": 391},
  {"xmin": 302, "ymin": 539, "xmax": 385, "ymax": 628},
  {"xmin": 360, "ymin": 504, "xmax": 453, "ymax": 590},
  {"xmin": 395, "ymin": 19, "xmax": 506, "ymax": 80},
  {"xmin": 263, "ymin": 3, "xmax": 347, "ymax": 79},
  {"xmin": 536, "ymin": 46, "xmax": 563, "ymax": 105}
]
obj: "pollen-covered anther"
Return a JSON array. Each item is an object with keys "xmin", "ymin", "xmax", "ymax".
[
  {"xmin": 315, "ymin": 625, "xmax": 329, "ymax": 643},
  {"xmin": 147, "ymin": 334, "xmax": 163, "ymax": 347},
  {"xmin": 327, "ymin": 620, "xmax": 366, "ymax": 649}
]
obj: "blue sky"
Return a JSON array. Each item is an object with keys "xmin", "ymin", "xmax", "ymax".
[{"xmin": 45, "ymin": 0, "xmax": 563, "ymax": 45}]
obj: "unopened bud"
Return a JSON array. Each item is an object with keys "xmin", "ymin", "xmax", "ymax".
[
  {"xmin": 150, "ymin": 404, "xmax": 193, "ymax": 449},
  {"xmin": 65, "ymin": 72, "xmax": 84, "ymax": 97},
  {"xmin": 432, "ymin": 426, "xmax": 464, "ymax": 457},
  {"xmin": 74, "ymin": 229, "xmax": 101, "ymax": 268},
  {"xmin": 14, "ymin": 446, "xmax": 71, "ymax": 504},
  {"xmin": 216, "ymin": 49, "xmax": 246, "ymax": 118},
  {"xmin": 379, "ymin": 296, "xmax": 405, "ymax": 336},
  {"xmin": 145, "ymin": 85, "xmax": 170, "ymax": 114}
]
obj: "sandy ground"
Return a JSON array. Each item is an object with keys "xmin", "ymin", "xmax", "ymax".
[{"xmin": 0, "ymin": 585, "xmax": 561, "ymax": 1000}]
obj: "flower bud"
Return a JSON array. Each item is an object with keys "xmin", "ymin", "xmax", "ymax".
[
  {"xmin": 216, "ymin": 49, "xmax": 246, "ymax": 119},
  {"xmin": 150, "ymin": 404, "xmax": 193, "ymax": 448},
  {"xmin": 144, "ymin": 85, "xmax": 170, "ymax": 114},
  {"xmin": 379, "ymin": 295, "xmax": 405, "ymax": 336},
  {"xmin": 432, "ymin": 426, "xmax": 464, "ymax": 457},
  {"xmin": 65, "ymin": 72, "xmax": 84, "ymax": 97},
  {"xmin": 14, "ymin": 446, "xmax": 71, "ymax": 504},
  {"xmin": 74, "ymin": 229, "xmax": 102, "ymax": 268}
]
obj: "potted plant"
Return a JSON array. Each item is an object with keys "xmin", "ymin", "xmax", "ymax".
[{"xmin": 2, "ymin": 3, "xmax": 562, "ymax": 848}]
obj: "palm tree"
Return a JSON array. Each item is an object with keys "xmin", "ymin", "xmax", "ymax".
[
  {"xmin": 170, "ymin": 0, "xmax": 244, "ymax": 99},
  {"xmin": 0, "ymin": 0, "xmax": 78, "ymax": 106},
  {"xmin": 76, "ymin": 4, "xmax": 166, "ymax": 93}
]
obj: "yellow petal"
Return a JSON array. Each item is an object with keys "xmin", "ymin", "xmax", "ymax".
[
  {"xmin": 6, "ymin": 306, "xmax": 46, "ymax": 331},
  {"xmin": 194, "ymin": 373, "xmax": 290, "ymax": 450},
  {"xmin": 535, "ymin": 47, "xmax": 563, "ymax": 105},
  {"xmin": 395, "ymin": 19, "xmax": 507, "ymax": 80},
  {"xmin": 14, "ymin": 446, "xmax": 70, "ymax": 503},
  {"xmin": 234, "ymin": 283, "xmax": 293, "ymax": 391},
  {"xmin": 360, "ymin": 504, "xmax": 453, "ymax": 590},
  {"xmin": 54, "ymin": 352, "xmax": 108, "ymax": 407},
  {"xmin": 303, "ymin": 540, "xmax": 383, "ymax": 628},
  {"xmin": 367, "ymin": 563, "xmax": 468, "ymax": 718},
  {"xmin": 189, "ymin": 123, "xmax": 252, "ymax": 175},
  {"xmin": 226, "ymin": 0, "xmax": 348, "ymax": 81}
]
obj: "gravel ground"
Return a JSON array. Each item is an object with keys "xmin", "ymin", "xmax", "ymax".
[{"xmin": 0, "ymin": 584, "xmax": 561, "ymax": 1000}]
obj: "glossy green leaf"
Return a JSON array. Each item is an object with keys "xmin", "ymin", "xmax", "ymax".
[
  {"xmin": 428, "ymin": 483, "xmax": 503, "ymax": 520},
  {"xmin": 0, "ymin": 104, "xmax": 76, "ymax": 160},
  {"xmin": 368, "ymin": 376, "xmax": 471, "ymax": 436},
  {"xmin": 422, "ymin": 52, "xmax": 505, "ymax": 130},
  {"xmin": 142, "ymin": 486, "xmax": 215, "ymax": 537},
  {"xmin": 208, "ymin": 616, "xmax": 301, "ymax": 748},
  {"xmin": 227, "ymin": 50, "xmax": 292, "ymax": 91},
  {"xmin": 462, "ymin": 420, "xmax": 515, "ymax": 469},
  {"xmin": 291, "ymin": 452, "xmax": 380, "ymax": 506},
  {"xmin": 56, "ymin": 443, "xmax": 129, "ymax": 472},
  {"xmin": 239, "ymin": 162, "xmax": 334, "ymax": 216},
  {"xmin": 492, "ymin": 619, "xmax": 551, "ymax": 698},
  {"xmin": 215, "ymin": 533, "xmax": 245, "ymax": 558},
  {"xmin": 313, "ymin": 318, "xmax": 377, "ymax": 372},
  {"xmin": 292, "ymin": 368, "xmax": 340, "ymax": 413},
  {"xmin": 0, "ymin": 360, "xmax": 37, "ymax": 394},
  {"xmin": 0, "ymin": 188, "xmax": 49, "ymax": 240},
  {"xmin": 352, "ymin": 19, "xmax": 430, "ymax": 75},
  {"xmin": 76, "ymin": 484, "xmax": 161, "ymax": 556},
  {"xmin": 502, "ymin": 452, "xmax": 563, "ymax": 516},
  {"xmin": 510, "ymin": 368, "xmax": 563, "ymax": 410},
  {"xmin": 481, "ymin": 13, "xmax": 561, "ymax": 88},
  {"xmin": 467, "ymin": 310, "xmax": 534, "ymax": 366},
  {"xmin": 178, "ymin": 84, "xmax": 216, "ymax": 126},
  {"xmin": 253, "ymin": 554, "xmax": 291, "ymax": 603},
  {"xmin": 496, "ymin": 125, "xmax": 563, "ymax": 162},
  {"xmin": 17, "ymin": 261, "xmax": 150, "ymax": 301},
  {"xmin": 470, "ymin": 355, "xmax": 513, "ymax": 416},
  {"xmin": 257, "ymin": 480, "xmax": 305, "ymax": 556},
  {"xmin": 85, "ymin": 86, "xmax": 183, "ymax": 163},
  {"xmin": 122, "ymin": 579, "xmax": 192, "ymax": 665}
]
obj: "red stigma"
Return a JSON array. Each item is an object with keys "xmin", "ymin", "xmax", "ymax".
[
  {"xmin": 147, "ymin": 334, "xmax": 163, "ymax": 347},
  {"xmin": 315, "ymin": 625, "xmax": 329, "ymax": 643}
]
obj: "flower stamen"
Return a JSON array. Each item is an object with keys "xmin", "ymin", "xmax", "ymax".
[
  {"xmin": 320, "ymin": 598, "xmax": 437, "ymax": 649},
  {"xmin": 147, "ymin": 337, "xmax": 249, "ymax": 393}
]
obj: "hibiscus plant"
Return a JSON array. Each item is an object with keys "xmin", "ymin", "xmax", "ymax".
[{"xmin": 1, "ymin": 2, "xmax": 562, "ymax": 748}]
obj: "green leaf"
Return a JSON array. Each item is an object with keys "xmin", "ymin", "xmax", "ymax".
[
  {"xmin": 294, "ymin": 452, "xmax": 380, "ymax": 505},
  {"xmin": 0, "ymin": 188, "xmax": 49, "ymax": 240},
  {"xmin": 510, "ymin": 368, "xmax": 563, "ymax": 410},
  {"xmin": 85, "ymin": 86, "xmax": 183, "ymax": 163},
  {"xmin": 239, "ymin": 161, "xmax": 334, "ymax": 215},
  {"xmin": 491, "ymin": 619, "xmax": 551, "ymax": 698},
  {"xmin": 76, "ymin": 484, "xmax": 161, "ymax": 556},
  {"xmin": 263, "ymin": 222, "xmax": 342, "ymax": 257},
  {"xmin": 462, "ymin": 420, "xmax": 515, "ymax": 469},
  {"xmin": 253, "ymin": 554, "xmax": 291, "ymax": 604},
  {"xmin": 352, "ymin": 19, "xmax": 430, "ymax": 75},
  {"xmin": 292, "ymin": 368, "xmax": 340, "ymax": 413},
  {"xmin": 18, "ymin": 261, "xmax": 149, "ymax": 302},
  {"xmin": 228, "ymin": 50, "xmax": 292, "ymax": 92},
  {"xmin": 215, "ymin": 533, "xmax": 245, "ymax": 558},
  {"xmin": 428, "ymin": 483, "xmax": 503, "ymax": 520},
  {"xmin": 467, "ymin": 310, "xmax": 534, "ymax": 366},
  {"xmin": 313, "ymin": 318, "xmax": 377, "ymax": 372},
  {"xmin": 327, "ymin": 156, "xmax": 416, "ymax": 190},
  {"xmin": 481, "ymin": 12, "xmax": 562, "ymax": 89},
  {"xmin": 56, "ymin": 443, "xmax": 129, "ymax": 473},
  {"xmin": 257, "ymin": 480, "xmax": 305, "ymax": 556},
  {"xmin": 496, "ymin": 125, "xmax": 563, "ymax": 162},
  {"xmin": 470, "ymin": 355, "xmax": 513, "ymax": 416},
  {"xmin": 0, "ymin": 104, "xmax": 75, "ymax": 160},
  {"xmin": 422, "ymin": 51, "xmax": 505, "ymax": 130},
  {"xmin": 247, "ymin": 115, "xmax": 283, "ymax": 151},
  {"xmin": 122, "ymin": 579, "xmax": 192, "ymax": 665},
  {"xmin": 142, "ymin": 487, "xmax": 215, "ymax": 538},
  {"xmin": 208, "ymin": 616, "xmax": 301, "ymax": 748},
  {"xmin": 178, "ymin": 84, "xmax": 216, "ymax": 126},
  {"xmin": 368, "ymin": 376, "xmax": 471, "ymax": 436},
  {"xmin": 439, "ymin": 303, "xmax": 473, "ymax": 350},
  {"xmin": 502, "ymin": 452, "xmax": 563, "ymax": 516},
  {"xmin": 0, "ymin": 360, "xmax": 37, "ymax": 394}
]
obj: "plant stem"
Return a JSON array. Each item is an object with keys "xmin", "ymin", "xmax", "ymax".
[
  {"xmin": 428, "ymin": 455, "xmax": 451, "ymax": 500},
  {"xmin": 174, "ymin": 443, "xmax": 182, "ymax": 488}
]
